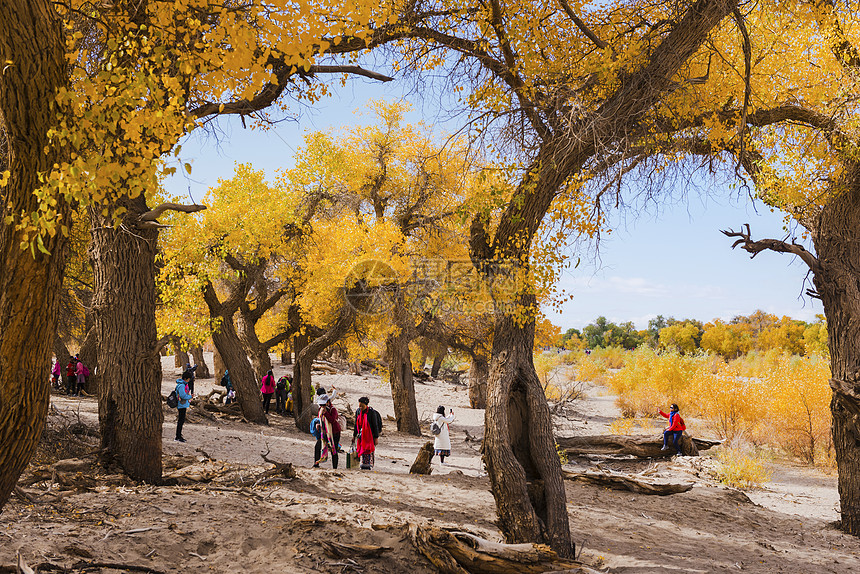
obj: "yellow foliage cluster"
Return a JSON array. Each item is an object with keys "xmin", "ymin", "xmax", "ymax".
[
  {"xmin": 605, "ymin": 348, "xmax": 833, "ymax": 465},
  {"xmin": 700, "ymin": 314, "xmax": 827, "ymax": 359},
  {"xmin": 20, "ymin": 0, "xmax": 389, "ymax": 250},
  {"xmin": 713, "ymin": 443, "xmax": 773, "ymax": 489}
]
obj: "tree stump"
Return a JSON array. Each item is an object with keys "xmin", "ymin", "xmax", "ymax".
[{"xmin": 410, "ymin": 441, "xmax": 435, "ymax": 475}]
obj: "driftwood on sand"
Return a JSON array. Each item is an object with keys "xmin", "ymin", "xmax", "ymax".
[
  {"xmin": 557, "ymin": 433, "xmax": 720, "ymax": 458},
  {"xmin": 409, "ymin": 524, "xmax": 603, "ymax": 574},
  {"xmin": 562, "ymin": 469, "xmax": 693, "ymax": 495}
]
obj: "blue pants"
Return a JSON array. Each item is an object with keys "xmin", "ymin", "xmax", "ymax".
[{"xmin": 663, "ymin": 430, "xmax": 683, "ymax": 454}]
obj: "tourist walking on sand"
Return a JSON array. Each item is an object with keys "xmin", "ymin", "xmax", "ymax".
[
  {"xmin": 175, "ymin": 370, "xmax": 194, "ymax": 443},
  {"xmin": 353, "ymin": 396, "xmax": 382, "ymax": 470},
  {"xmin": 659, "ymin": 403, "xmax": 686, "ymax": 456},
  {"xmin": 74, "ymin": 358, "xmax": 88, "ymax": 396},
  {"xmin": 432, "ymin": 405, "xmax": 456, "ymax": 464},
  {"xmin": 260, "ymin": 370, "xmax": 276, "ymax": 414},
  {"xmin": 313, "ymin": 393, "xmax": 341, "ymax": 468}
]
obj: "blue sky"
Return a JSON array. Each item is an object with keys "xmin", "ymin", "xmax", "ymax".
[{"xmin": 164, "ymin": 78, "xmax": 822, "ymax": 332}]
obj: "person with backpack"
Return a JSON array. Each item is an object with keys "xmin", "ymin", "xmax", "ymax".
[
  {"xmin": 260, "ymin": 370, "xmax": 276, "ymax": 414},
  {"xmin": 275, "ymin": 375, "xmax": 289, "ymax": 415},
  {"xmin": 353, "ymin": 396, "xmax": 382, "ymax": 470},
  {"xmin": 174, "ymin": 370, "xmax": 194, "ymax": 443},
  {"xmin": 659, "ymin": 403, "xmax": 686, "ymax": 456},
  {"xmin": 431, "ymin": 405, "xmax": 456, "ymax": 464}
]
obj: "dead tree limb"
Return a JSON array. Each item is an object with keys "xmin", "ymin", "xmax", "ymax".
[
  {"xmin": 721, "ymin": 224, "xmax": 821, "ymax": 272},
  {"xmin": 562, "ymin": 469, "xmax": 693, "ymax": 495},
  {"xmin": 409, "ymin": 524, "xmax": 601, "ymax": 574},
  {"xmin": 557, "ymin": 433, "xmax": 710, "ymax": 458}
]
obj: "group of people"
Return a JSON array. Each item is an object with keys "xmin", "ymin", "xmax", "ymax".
[
  {"xmin": 311, "ymin": 388, "xmax": 386, "ymax": 471},
  {"xmin": 51, "ymin": 356, "xmax": 89, "ymax": 396},
  {"xmin": 171, "ymin": 366, "xmax": 462, "ymax": 471},
  {"xmin": 260, "ymin": 370, "xmax": 293, "ymax": 415}
]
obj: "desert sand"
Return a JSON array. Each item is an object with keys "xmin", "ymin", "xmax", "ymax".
[{"xmin": 2, "ymin": 355, "xmax": 859, "ymax": 573}]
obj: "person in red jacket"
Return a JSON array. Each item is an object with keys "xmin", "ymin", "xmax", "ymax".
[{"xmin": 659, "ymin": 403, "xmax": 686, "ymax": 456}]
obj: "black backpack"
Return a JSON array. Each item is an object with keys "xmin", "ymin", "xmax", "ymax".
[
  {"xmin": 166, "ymin": 390, "xmax": 179, "ymax": 408},
  {"xmin": 276, "ymin": 377, "xmax": 287, "ymax": 390}
]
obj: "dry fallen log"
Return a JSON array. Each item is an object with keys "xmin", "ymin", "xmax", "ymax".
[
  {"xmin": 562, "ymin": 469, "xmax": 693, "ymax": 495},
  {"xmin": 311, "ymin": 362, "xmax": 339, "ymax": 374},
  {"xmin": 557, "ymin": 433, "xmax": 715, "ymax": 458},
  {"xmin": 320, "ymin": 541, "xmax": 391, "ymax": 559},
  {"xmin": 409, "ymin": 525, "xmax": 601, "ymax": 574},
  {"xmin": 409, "ymin": 441, "xmax": 435, "ymax": 475}
]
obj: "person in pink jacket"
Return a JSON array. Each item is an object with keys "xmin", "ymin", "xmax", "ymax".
[
  {"xmin": 260, "ymin": 370, "xmax": 276, "ymax": 414},
  {"xmin": 659, "ymin": 403, "xmax": 686, "ymax": 456},
  {"xmin": 74, "ymin": 358, "xmax": 87, "ymax": 396}
]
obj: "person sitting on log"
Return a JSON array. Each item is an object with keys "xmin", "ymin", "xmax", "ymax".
[{"xmin": 659, "ymin": 403, "xmax": 686, "ymax": 456}]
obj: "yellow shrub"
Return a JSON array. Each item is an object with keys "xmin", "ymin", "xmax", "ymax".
[
  {"xmin": 606, "ymin": 348, "xmax": 705, "ymax": 417},
  {"xmin": 714, "ymin": 443, "xmax": 772, "ymax": 489},
  {"xmin": 575, "ymin": 355, "xmax": 606, "ymax": 383},
  {"xmin": 762, "ymin": 354, "xmax": 832, "ymax": 464},
  {"xmin": 592, "ymin": 346, "xmax": 626, "ymax": 369}
]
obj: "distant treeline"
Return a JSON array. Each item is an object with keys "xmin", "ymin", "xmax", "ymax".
[{"xmin": 561, "ymin": 310, "xmax": 828, "ymax": 358}]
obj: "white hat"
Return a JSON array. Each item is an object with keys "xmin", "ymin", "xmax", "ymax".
[{"xmin": 316, "ymin": 394, "xmax": 330, "ymax": 405}]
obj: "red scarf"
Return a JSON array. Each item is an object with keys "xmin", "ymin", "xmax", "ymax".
[{"xmin": 355, "ymin": 409, "xmax": 375, "ymax": 456}]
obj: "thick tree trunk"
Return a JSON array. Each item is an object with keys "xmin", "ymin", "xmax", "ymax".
[
  {"xmin": 89, "ymin": 195, "xmax": 163, "ymax": 483},
  {"xmin": 292, "ymin": 333, "xmax": 311, "ymax": 429},
  {"xmin": 0, "ymin": 0, "xmax": 70, "ymax": 510},
  {"xmin": 386, "ymin": 300, "xmax": 420, "ymax": 435},
  {"xmin": 483, "ymin": 305, "xmax": 573, "ymax": 558},
  {"xmin": 282, "ymin": 343, "xmax": 292, "ymax": 365},
  {"xmin": 213, "ymin": 349, "xmax": 226, "ymax": 383},
  {"xmin": 53, "ymin": 334, "xmax": 72, "ymax": 371},
  {"xmin": 237, "ymin": 311, "xmax": 273, "ymax": 380},
  {"xmin": 469, "ymin": 355, "xmax": 489, "ymax": 409},
  {"xmin": 189, "ymin": 346, "xmax": 211, "ymax": 378},
  {"xmin": 812, "ymin": 165, "xmax": 860, "ymax": 535},
  {"xmin": 294, "ymin": 308, "xmax": 354, "ymax": 432},
  {"xmin": 173, "ymin": 337, "xmax": 189, "ymax": 370},
  {"xmin": 387, "ymin": 333, "xmax": 420, "ymax": 435},
  {"xmin": 78, "ymin": 325, "xmax": 99, "ymax": 394},
  {"xmin": 206, "ymin": 312, "xmax": 266, "ymax": 424},
  {"xmin": 431, "ymin": 351, "xmax": 446, "ymax": 378}
]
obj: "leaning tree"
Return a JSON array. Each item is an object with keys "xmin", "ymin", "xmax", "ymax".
[{"xmin": 391, "ymin": 0, "xmax": 740, "ymax": 556}]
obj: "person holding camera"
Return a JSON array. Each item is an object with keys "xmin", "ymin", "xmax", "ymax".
[{"xmin": 432, "ymin": 405, "xmax": 456, "ymax": 464}]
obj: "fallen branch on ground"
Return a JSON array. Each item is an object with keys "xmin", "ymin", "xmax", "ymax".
[
  {"xmin": 557, "ymin": 433, "xmax": 715, "ymax": 458},
  {"xmin": 562, "ymin": 469, "xmax": 693, "ymax": 495},
  {"xmin": 409, "ymin": 524, "xmax": 602, "ymax": 574}
]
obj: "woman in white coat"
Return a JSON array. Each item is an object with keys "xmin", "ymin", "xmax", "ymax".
[{"xmin": 432, "ymin": 405, "xmax": 456, "ymax": 463}]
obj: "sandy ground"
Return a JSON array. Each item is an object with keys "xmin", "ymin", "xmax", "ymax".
[{"xmin": 2, "ymin": 355, "xmax": 859, "ymax": 573}]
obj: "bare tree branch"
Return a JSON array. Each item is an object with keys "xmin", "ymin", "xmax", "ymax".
[
  {"xmin": 139, "ymin": 202, "xmax": 206, "ymax": 222},
  {"xmin": 721, "ymin": 223, "xmax": 821, "ymax": 272},
  {"xmin": 557, "ymin": 0, "xmax": 608, "ymax": 50}
]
